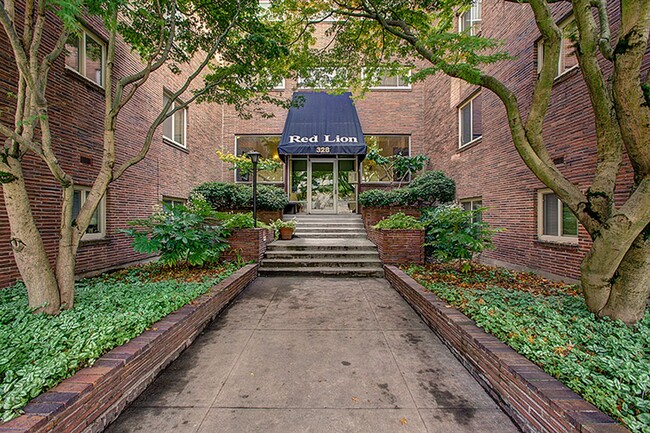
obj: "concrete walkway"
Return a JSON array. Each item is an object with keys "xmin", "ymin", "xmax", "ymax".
[{"xmin": 105, "ymin": 277, "xmax": 519, "ymax": 433}]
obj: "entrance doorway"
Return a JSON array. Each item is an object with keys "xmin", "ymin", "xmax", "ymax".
[{"xmin": 289, "ymin": 157, "xmax": 358, "ymax": 214}]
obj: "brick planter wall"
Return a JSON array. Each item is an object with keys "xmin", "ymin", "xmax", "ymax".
[
  {"xmin": 222, "ymin": 228, "xmax": 274, "ymax": 263},
  {"xmin": 368, "ymin": 229, "xmax": 425, "ymax": 265},
  {"xmin": 257, "ymin": 209, "xmax": 282, "ymax": 224},
  {"xmin": 384, "ymin": 266, "xmax": 629, "ymax": 433},
  {"xmin": 361, "ymin": 206, "xmax": 422, "ymax": 229},
  {"xmin": 0, "ymin": 264, "xmax": 258, "ymax": 433}
]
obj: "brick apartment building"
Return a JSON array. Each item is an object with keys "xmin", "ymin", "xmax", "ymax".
[{"xmin": 0, "ymin": 1, "xmax": 638, "ymax": 287}]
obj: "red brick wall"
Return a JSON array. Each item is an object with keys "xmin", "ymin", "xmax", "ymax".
[
  {"xmin": 368, "ymin": 229, "xmax": 425, "ymax": 265},
  {"xmin": 422, "ymin": 1, "xmax": 639, "ymax": 281},
  {"xmin": 221, "ymin": 228, "xmax": 274, "ymax": 263},
  {"xmin": 361, "ymin": 206, "xmax": 422, "ymax": 229},
  {"xmin": 0, "ymin": 14, "xmax": 227, "ymax": 288}
]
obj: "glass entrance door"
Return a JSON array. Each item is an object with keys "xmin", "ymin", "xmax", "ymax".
[{"xmin": 310, "ymin": 161, "xmax": 335, "ymax": 213}]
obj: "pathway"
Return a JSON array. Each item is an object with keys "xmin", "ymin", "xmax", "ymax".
[{"xmin": 105, "ymin": 277, "xmax": 520, "ymax": 433}]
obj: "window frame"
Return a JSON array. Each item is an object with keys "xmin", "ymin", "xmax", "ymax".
[
  {"xmin": 460, "ymin": 197, "xmax": 483, "ymax": 223},
  {"xmin": 361, "ymin": 135, "xmax": 412, "ymax": 184},
  {"xmin": 537, "ymin": 189, "xmax": 579, "ymax": 244},
  {"xmin": 162, "ymin": 91, "xmax": 188, "ymax": 149},
  {"xmin": 459, "ymin": 0, "xmax": 482, "ymax": 36},
  {"xmin": 458, "ymin": 92, "xmax": 482, "ymax": 149},
  {"xmin": 537, "ymin": 15, "xmax": 579, "ymax": 79},
  {"xmin": 162, "ymin": 197, "xmax": 186, "ymax": 208},
  {"xmin": 234, "ymin": 134, "xmax": 284, "ymax": 184},
  {"xmin": 273, "ymin": 78, "xmax": 286, "ymax": 91},
  {"xmin": 64, "ymin": 26, "xmax": 106, "ymax": 88},
  {"xmin": 73, "ymin": 187, "xmax": 106, "ymax": 241},
  {"xmin": 369, "ymin": 70, "xmax": 412, "ymax": 90},
  {"xmin": 297, "ymin": 68, "xmax": 342, "ymax": 89}
]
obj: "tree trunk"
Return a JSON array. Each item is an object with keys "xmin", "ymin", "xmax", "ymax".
[
  {"xmin": 598, "ymin": 231, "xmax": 650, "ymax": 324},
  {"xmin": 2, "ymin": 160, "xmax": 60, "ymax": 313},
  {"xmin": 55, "ymin": 184, "xmax": 76, "ymax": 309}
]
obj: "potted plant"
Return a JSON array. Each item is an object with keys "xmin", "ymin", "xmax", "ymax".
[{"xmin": 272, "ymin": 218, "xmax": 297, "ymax": 240}]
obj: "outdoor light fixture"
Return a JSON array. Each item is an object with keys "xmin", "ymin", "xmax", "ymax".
[{"xmin": 247, "ymin": 151, "xmax": 261, "ymax": 228}]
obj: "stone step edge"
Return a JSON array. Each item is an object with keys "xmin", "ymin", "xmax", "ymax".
[
  {"xmin": 383, "ymin": 266, "xmax": 630, "ymax": 433},
  {"xmin": 0, "ymin": 265, "xmax": 259, "ymax": 433}
]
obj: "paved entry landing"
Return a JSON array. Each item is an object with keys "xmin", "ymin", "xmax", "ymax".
[{"xmin": 105, "ymin": 277, "xmax": 519, "ymax": 433}]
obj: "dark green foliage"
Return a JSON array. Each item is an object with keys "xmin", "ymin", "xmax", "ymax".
[
  {"xmin": 123, "ymin": 203, "xmax": 229, "ymax": 267},
  {"xmin": 420, "ymin": 204, "xmax": 501, "ymax": 271},
  {"xmin": 191, "ymin": 182, "xmax": 288, "ymax": 211},
  {"xmin": 373, "ymin": 212, "xmax": 425, "ymax": 230},
  {"xmin": 0, "ymin": 263, "xmax": 240, "ymax": 422},
  {"xmin": 406, "ymin": 266, "xmax": 650, "ymax": 433},
  {"xmin": 358, "ymin": 170, "xmax": 456, "ymax": 208}
]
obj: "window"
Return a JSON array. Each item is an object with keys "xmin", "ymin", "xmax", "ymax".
[
  {"xmin": 459, "ymin": 0, "xmax": 482, "ymax": 36},
  {"xmin": 370, "ymin": 70, "xmax": 411, "ymax": 89},
  {"xmin": 461, "ymin": 197, "xmax": 483, "ymax": 223},
  {"xmin": 65, "ymin": 28, "xmax": 106, "ymax": 86},
  {"xmin": 298, "ymin": 68, "xmax": 343, "ymax": 89},
  {"xmin": 162, "ymin": 197, "xmax": 186, "ymax": 208},
  {"xmin": 73, "ymin": 187, "xmax": 106, "ymax": 240},
  {"xmin": 537, "ymin": 16, "xmax": 579, "ymax": 77},
  {"xmin": 458, "ymin": 92, "xmax": 483, "ymax": 148},
  {"xmin": 362, "ymin": 135, "xmax": 410, "ymax": 183},
  {"xmin": 163, "ymin": 92, "xmax": 187, "ymax": 148},
  {"xmin": 235, "ymin": 135, "xmax": 283, "ymax": 182},
  {"xmin": 273, "ymin": 78, "xmax": 286, "ymax": 90},
  {"xmin": 538, "ymin": 190, "xmax": 579, "ymax": 243}
]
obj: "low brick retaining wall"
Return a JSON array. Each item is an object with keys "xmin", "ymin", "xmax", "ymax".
[
  {"xmin": 361, "ymin": 206, "xmax": 422, "ymax": 229},
  {"xmin": 0, "ymin": 264, "xmax": 258, "ymax": 433},
  {"xmin": 367, "ymin": 228, "xmax": 425, "ymax": 265},
  {"xmin": 384, "ymin": 265, "xmax": 629, "ymax": 433}
]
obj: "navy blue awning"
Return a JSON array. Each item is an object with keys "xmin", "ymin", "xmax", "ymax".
[{"xmin": 279, "ymin": 92, "xmax": 366, "ymax": 160}]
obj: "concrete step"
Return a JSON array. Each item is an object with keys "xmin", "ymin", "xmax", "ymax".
[
  {"xmin": 294, "ymin": 233, "xmax": 368, "ymax": 239},
  {"xmin": 296, "ymin": 222, "xmax": 365, "ymax": 228},
  {"xmin": 295, "ymin": 226, "xmax": 365, "ymax": 231},
  {"xmin": 265, "ymin": 251, "xmax": 380, "ymax": 260},
  {"xmin": 295, "ymin": 230, "xmax": 367, "ymax": 236},
  {"xmin": 267, "ymin": 245, "xmax": 377, "ymax": 253},
  {"xmin": 258, "ymin": 266, "xmax": 385, "ymax": 278},
  {"xmin": 262, "ymin": 258, "xmax": 382, "ymax": 268}
]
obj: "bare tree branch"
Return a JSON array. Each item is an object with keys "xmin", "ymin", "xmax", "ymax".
[{"xmin": 0, "ymin": 3, "xmax": 36, "ymax": 88}]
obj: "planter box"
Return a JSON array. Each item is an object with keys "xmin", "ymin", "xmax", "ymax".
[
  {"xmin": 222, "ymin": 228, "xmax": 274, "ymax": 263},
  {"xmin": 257, "ymin": 209, "xmax": 283, "ymax": 224},
  {"xmin": 384, "ymin": 266, "xmax": 630, "ymax": 433},
  {"xmin": 361, "ymin": 206, "xmax": 422, "ymax": 229},
  {"xmin": 0, "ymin": 265, "xmax": 258, "ymax": 433},
  {"xmin": 368, "ymin": 228, "xmax": 425, "ymax": 265}
]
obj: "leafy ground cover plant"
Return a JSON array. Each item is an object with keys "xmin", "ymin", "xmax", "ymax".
[
  {"xmin": 405, "ymin": 263, "xmax": 650, "ymax": 433},
  {"xmin": 421, "ymin": 204, "xmax": 502, "ymax": 272},
  {"xmin": 373, "ymin": 212, "xmax": 425, "ymax": 230},
  {"xmin": 0, "ymin": 262, "xmax": 240, "ymax": 422}
]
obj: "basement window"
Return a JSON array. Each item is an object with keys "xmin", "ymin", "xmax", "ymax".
[{"xmin": 537, "ymin": 189, "xmax": 578, "ymax": 244}]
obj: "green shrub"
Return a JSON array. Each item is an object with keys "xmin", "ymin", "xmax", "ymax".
[
  {"xmin": 408, "ymin": 170, "xmax": 456, "ymax": 205},
  {"xmin": 123, "ymin": 198, "xmax": 230, "ymax": 267},
  {"xmin": 222, "ymin": 212, "xmax": 255, "ymax": 229},
  {"xmin": 358, "ymin": 170, "xmax": 455, "ymax": 208},
  {"xmin": 191, "ymin": 182, "xmax": 287, "ymax": 211},
  {"xmin": 373, "ymin": 212, "xmax": 425, "ymax": 230},
  {"xmin": 256, "ymin": 184, "xmax": 289, "ymax": 210},
  {"xmin": 0, "ymin": 263, "xmax": 240, "ymax": 422},
  {"xmin": 406, "ymin": 266, "xmax": 650, "ymax": 433},
  {"xmin": 420, "ymin": 204, "xmax": 501, "ymax": 271}
]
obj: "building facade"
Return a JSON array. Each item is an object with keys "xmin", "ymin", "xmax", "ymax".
[{"xmin": 0, "ymin": 1, "xmax": 639, "ymax": 287}]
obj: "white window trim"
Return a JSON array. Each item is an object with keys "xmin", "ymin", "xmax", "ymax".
[
  {"xmin": 65, "ymin": 27, "xmax": 106, "ymax": 88},
  {"xmin": 234, "ymin": 135, "xmax": 284, "ymax": 184},
  {"xmin": 74, "ymin": 187, "xmax": 106, "ymax": 241},
  {"xmin": 537, "ymin": 189, "xmax": 579, "ymax": 245},
  {"xmin": 537, "ymin": 15, "xmax": 579, "ymax": 79},
  {"xmin": 162, "ymin": 92, "xmax": 188, "ymax": 149},
  {"xmin": 273, "ymin": 78, "xmax": 286, "ymax": 90},
  {"xmin": 162, "ymin": 196, "xmax": 186, "ymax": 208},
  {"xmin": 361, "ymin": 135, "xmax": 412, "ymax": 184},
  {"xmin": 369, "ymin": 70, "xmax": 412, "ymax": 90},
  {"xmin": 458, "ymin": 93, "xmax": 482, "ymax": 149},
  {"xmin": 297, "ymin": 68, "xmax": 341, "ymax": 89},
  {"xmin": 460, "ymin": 197, "xmax": 483, "ymax": 223},
  {"xmin": 459, "ymin": 0, "xmax": 482, "ymax": 36}
]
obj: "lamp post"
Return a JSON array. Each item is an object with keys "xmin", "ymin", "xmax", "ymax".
[{"xmin": 247, "ymin": 151, "xmax": 261, "ymax": 228}]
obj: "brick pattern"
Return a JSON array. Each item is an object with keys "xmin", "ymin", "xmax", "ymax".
[
  {"xmin": 0, "ymin": 264, "xmax": 258, "ymax": 433},
  {"xmin": 221, "ymin": 228, "xmax": 274, "ymax": 263},
  {"xmin": 384, "ymin": 266, "xmax": 630, "ymax": 433},
  {"xmin": 360, "ymin": 206, "xmax": 422, "ymax": 229},
  {"xmin": 367, "ymin": 229, "xmax": 425, "ymax": 265}
]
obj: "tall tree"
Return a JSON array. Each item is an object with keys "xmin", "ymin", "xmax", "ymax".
[
  {"xmin": 278, "ymin": 0, "xmax": 650, "ymax": 324},
  {"xmin": 0, "ymin": 0, "xmax": 292, "ymax": 314}
]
